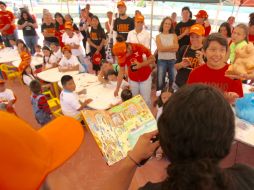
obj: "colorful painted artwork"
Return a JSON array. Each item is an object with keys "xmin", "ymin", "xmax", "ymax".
[{"xmin": 82, "ymin": 95, "xmax": 157, "ymax": 165}]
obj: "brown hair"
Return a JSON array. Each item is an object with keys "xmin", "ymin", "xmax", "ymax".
[
  {"xmin": 203, "ymin": 33, "xmax": 229, "ymax": 51},
  {"xmin": 235, "ymin": 23, "xmax": 249, "ymax": 42},
  {"xmin": 159, "ymin": 17, "xmax": 174, "ymax": 33}
]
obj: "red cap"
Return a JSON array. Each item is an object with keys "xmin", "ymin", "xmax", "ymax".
[
  {"xmin": 92, "ymin": 53, "xmax": 102, "ymax": 65},
  {"xmin": 195, "ymin": 10, "xmax": 208, "ymax": 19}
]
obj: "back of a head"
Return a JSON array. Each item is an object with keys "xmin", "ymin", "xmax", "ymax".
[
  {"xmin": 158, "ymin": 84, "xmax": 235, "ymax": 190},
  {"xmin": 61, "ymin": 75, "xmax": 73, "ymax": 87},
  {"xmin": 121, "ymin": 89, "xmax": 133, "ymax": 102},
  {"xmin": 29, "ymin": 80, "xmax": 41, "ymax": 94}
]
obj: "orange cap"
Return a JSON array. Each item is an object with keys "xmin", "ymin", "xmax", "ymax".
[
  {"xmin": 62, "ymin": 45, "xmax": 72, "ymax": 53},
  {"xmin": 65, "ymin": 21, "xmax": 73, "ymax": 30},
  {"xmin": 189, "ymin": 24, "xmax": 205, "ymax": 36},
  {"xmin": 135, "ymin": 14, "xmax": 144, "ymax": 22},
  {"xmin": 0, "ymin": 111, "xmax": 84, "ymax": 190},
  {"xmin": 117, "ymin": 1, "xmax": 126, "ymax": 8},
  {"xmin": 195, "ymin": 10, "xmax": 208, "ymax": 19},
  {"xmin": 92, "ymin": 53, "xmax": 102, "ymax": 65},
  {"xmin": 113, "ymin": 42, "xmax": 127, "ymax": 64}
]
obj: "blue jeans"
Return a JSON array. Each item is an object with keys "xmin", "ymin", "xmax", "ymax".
[
  {"xmin": 129, "ymin": 75, "xmax": 152, "ymax": 107},
  {"xmin": 24, "ymin": 35, "xmax": 38, "ymax": 55},
  {"xmin": 77, "ymin": 54, "xmax": 88, "ymax": 73},
  {"xmin": 157, "ymin": 59, "xmax": 176, "ymax": 90}
]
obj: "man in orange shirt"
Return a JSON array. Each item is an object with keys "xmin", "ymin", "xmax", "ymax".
[
  {"xmin": 113, "ymin": 41, "xmax": 155, "ymax": 107},
  {"xmin": 0, "ymin": 1, "xmax": 17, "ymax": 47}
]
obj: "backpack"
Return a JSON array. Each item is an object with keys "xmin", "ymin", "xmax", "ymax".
[{"xmin": 31, "ymin": 94, "xmax": 51, "ymax": 125}]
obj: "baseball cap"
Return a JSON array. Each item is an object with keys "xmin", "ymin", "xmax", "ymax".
[
  {"xmin": 62, "ymin": 45, "xmax": 72, "ymax": 53},
  {"xmin": 65, "ymin": 21, "xmax": 74, "ymax": 30},
  {"xmin": 92, "ymin": 53, "xmax": 102, "ymax": 65},
  {"xmin": 113, "ymin": 42, "xmax": 127, "ymax": 64},
  {"xmin": 0, "ymin": 111, "xmax": 84, "ymax": 190},
  {"xmin": 189, "ymin": 24, "xmax": 205, "ymax": 36},
  {"xmin": 135, "ymin": 14, "xmax": 144, "ymax": 22},
  {"xmin": 117, "ymin": 1, "xmax": 126, "ymax": 8},
  {"xmin": 195, "ymin": 10, "xmax": 208, "ymax": 19}
]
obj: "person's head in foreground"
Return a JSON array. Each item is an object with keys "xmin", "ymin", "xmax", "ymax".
[
  {"xmin": 158, "ymin": 84, "xmax": 236, "ymax": 189},
  {"xmin": 0, "ymin": 1, "xmax": 6, "ymax": 11},
  {"xmin": 29, "ymin": 80, "xmax": 42, "ymax": 95},
  {"xmin": 62, "ymin": 45, "xmax": 72, "ymax": 59},
  {"xmin": 120, "ymin": 89, "xmax": 132, "ymax": 102},
  {"xmin": 218, "ymin": 22, "xmax": 232, "ymax": 39},
  {"xmin": 61, "ymin": 75, "xmax": 76, "ymax": 92},
  {"xmin": 0, "ymin": 111, "xmax": 84, "ymax": 190},
  {"xmin": 231, "ymin": 23, "xmax": 249, "ymax": 44},
  {"xmin": 203, "ymin": 33, "xmax": 228, "ymax": 69}
]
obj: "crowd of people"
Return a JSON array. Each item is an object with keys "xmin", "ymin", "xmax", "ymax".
[{"xmin": 1, "ymin": 0, "xmax": 254, "ymax": 189}]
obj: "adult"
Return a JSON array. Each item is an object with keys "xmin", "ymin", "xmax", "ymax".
[
  {"xmin": 249, "ymin": 13, "xmax": 254, "ymax": 44},
  {"xmin": 227, "ymin": 16, "xmax": 235, "ymax": 33},
  {"xmin": 174, "ymin": 24, "xmax": 205, "ymax": 89},
  {"xmin": 55, "ymin": 12, "xmax": 66, "ymax": 47},
  {"xmin": 65, "ymin": 14, "xmax": 79, "ymax": 31},
  {"xmin": 0, "ymin": 111, "xmax": 84, "ymax": 190},
  {"xmin": 0, "ymin": 1, "xmax": 17, "ymax": 47},
  {"xmin": 156, "ymin": 17, "xmax": 178, "ymax": 90},
  {"xmin": 113, "ymin": 1, "xmax": 134, "ymax": 43},
  {"xmin": 85, "ymin": 3, "xmax": 93, "ymax": 18},
  {"xmin": 195, "ymin": 10, "xmax": 211, "ymax": 36},
  {"xmin": 126, "ymin": 14, "xmax": 150, "ymax": 49},
  {"xmin": 171, "ymin": 12, "xmax": 177, "ymax": 29},
  {"xmin": 218, "ymin": 22, "xmax": 232, "ymax": 44},
  {"xmin": 17, "ymin": 10, "xmax": 38, "ymax": 55},
  {"xmin": 41, "ymin": 13, "xmax": 58, "ymax": 46},
  {"xmin": 105, "ymin": 11, "xmax": 113, "ymax": 34},
  {"xmin": 79, "ymin": 8, "xmax": 91, "ymax": 52},
  {"xmin": 113, "ymin": 41, "xmax": 155, "ymax": 107},
  {"xmin": 175, "ymin": 6, "xmax": 195, "ymax": 48},
  {"xmin": 104, "ymin": 84, "xmax": 254, "ymax": 190}
]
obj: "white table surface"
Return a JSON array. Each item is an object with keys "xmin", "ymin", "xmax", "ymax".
[
  {"xmin": 12, "ymin": 56, "xmax": 43, "ymax": 68},
  {"xmin": 243, "ymin": 84, "xmax": 253, "ymax": 94},
  {"xmin": 235, "ymin": 117, "xmax": 254, "ymax": 148},
  {"xmin": 37, "ymin": 67, "xmax": 79, "ymax": 83},
  {"xmin": 0, "ymin": 48, "xmax": 20, "ymax": 63},
  {"xmin": 58, "ymin": 73, "xmax": 122, "ymax": 110}
]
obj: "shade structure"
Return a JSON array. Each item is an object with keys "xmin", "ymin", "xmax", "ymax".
[{"xmin": 153, "ymin": 0, "xmax": 225, "ymax": 2}]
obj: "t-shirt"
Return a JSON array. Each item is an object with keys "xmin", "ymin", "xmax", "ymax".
[
  {"xmin": 204, "ymin": 24, "xmax": 211, "ymax": 36},
  {"xmin": 229, "ymin": 40, "xmax": 248, "ymax": 63},
  {"xmin": 60, "ymin": 90, "xmax": 81, "ymax": 117},
  {"xmin": 187, "ymin": 64, "xmax": 243, "ymax": 97},
  {"xmin": 0, "ymin": 14, "xmax": 14, "ymax": 35},
  {"xmin": 32, "ymin": 94, "xmax": 51, "ymax": 114},
  {"xmin": 62, "ymin": 32, "xmax": 83, "ymax": 56},
  {"xmin": 249, "ymin": 34, "xmax": 254, "ymax": 44},
  {"xmin": 41, "ymin": 23, "xmax": 58, "ymax": 43},
  {"xmin": 175, "ymin": 45, "xmax": 203, "ymax": 87},
  {"xmin": 175, "ymin": 19, "xmax": 195, "ymax": 48},
  {"xmin": 43, "ymin": 54, "xmax": 58, "ymax": 69},
  {"xmin": 59, "ymin": 55, "xmax": 85, "ymax": 72},
  {"xmin": 113, "ymin": 17, "xmax": 135, "ymax": 41},
  {"xmin": 17, "ymin": 18, "xmax": 37, "ymax": 36},
  {"xmin": 139, "ymin": 164, "xmax": 254, "ymax": 190},
  {"xmin": 119, "ymin": 43, "xmax": 152, "ymax": 82},
  {"xmin": 126, "ymin": 29, "xmax": 150, "ymax": 49},
  {"xmin": 0, "ymin": 89, "xmax": 15, "ymax": 103},
  {"xmin": 87, "ymin": 27, "xmax": 106, "ymax": 46},
  {"xmin": 53, "ymin": 48, "xmax": 62, "ymax": 60}
]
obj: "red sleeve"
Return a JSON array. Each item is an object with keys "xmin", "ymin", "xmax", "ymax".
[
  {"xmin": 187, "ymin": 70, "xmax": 197, "ymax": 84},
  {"xmin": 38, "ymin": 96, "xmax": 51, "ymax": 114},
  {"xmin": 205, "ymin": 25, "xmax": 211, "ymax": 36},
  {"xmin": 140, "ymin": 44, "xmax": 151, "ymax": 57}
]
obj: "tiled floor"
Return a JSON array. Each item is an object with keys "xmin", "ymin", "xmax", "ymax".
[{"xmin": 5, "ymin": 79, "xmax": 254, "ymax": 190}]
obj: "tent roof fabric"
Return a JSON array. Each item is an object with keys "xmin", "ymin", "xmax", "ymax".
[{"xmin": 153, "ymin": 0, "xmax": 225, "ymax": 3}]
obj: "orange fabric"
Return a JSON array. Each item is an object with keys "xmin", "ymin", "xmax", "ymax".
[
  {"xmin": 189, "ymin": 24, "xmax": 205, "ymax": 36},
  {"xmin": 135, "ymin": 15, "xmax": 144, "ymax": 22},
  {"xmin": 62, "ymin": 45, "xmax": 72, "ymax": 53},
  {"xmin": 18, "ymin": 51, "xmax": 31, "ymax": 72},
  {"xmin": 65, "ymin": 21, "xmax": 73, "ymax": 30},
  {"xmin": 0, "ymin": 112, "xmax": 84, "ymax": 190},
  {"xmin": 113, "ymin": 42, "xmax": 127, "ymax": 64}
]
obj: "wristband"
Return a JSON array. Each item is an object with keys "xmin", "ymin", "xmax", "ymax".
[{"xmin": 127, "ymin": 153, "xmax": 141, "ymax": 167}]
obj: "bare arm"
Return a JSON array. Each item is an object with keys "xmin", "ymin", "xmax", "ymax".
[
  {"xmin": 114, "ymin": 66, "xmax": 125, "ymax": 97},
  {"xmin": 59, "ymin": 64, "xmax": 79, "ymax": 72},
  {"xmin": 77, "ymin": 99, "xmax": 93, "ymax": 111}
]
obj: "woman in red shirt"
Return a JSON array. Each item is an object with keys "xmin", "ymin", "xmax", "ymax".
[{"xmin": 54, "ymin": 12, "xmax": 65, "ymax": 47}]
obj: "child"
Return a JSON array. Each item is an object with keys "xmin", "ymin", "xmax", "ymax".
[
  {"xmin": 22, "ymin": 65, "xmax": 35, "ymax": 86},
  {"xmin": 155, "ymin": 86, "xmax": 173, "ymax": 121},
  {"xmin": 87, "ymin": 16, "xmax": 106, "ymax": 74},
  {"xmin": 29, "ymin": 80, "xmax": 52, "ymax": 126},
  {"xmin": 106, "ymin": 69, "xmax": 129, "ymax": 89},
  {"xmin": 34, "ymin": 45, "xmax": 43, "ymax": 57},
  {"xmin": 59, "ymin": 45, "xmax": 84, "ymax": 72},
  {"xmin": 42, "ymin": 46, "xmax": 58, "ymax": 70},
  {"xmin": 218, "ymin": 22, "xmax": 232, "ymax": 44},
  {"xmin": 17, "ymin": 39, "xmax": 31, "ymax": 73},
  {"xmin": 120, "ymin": 89, "xmax": 132, "ymax": 102},
  {"xmin": 0, "ymin": 80, "xmax": 17, "ymax": 115},
  {"xmin": 60, "ymin": 75, "xmax": 92, "ymax": 119},
  {"xmin": 62, "ymin": 21, "xmax": 88, "ymax": 72},
  {"xmin": 50, "ymin": 42, "xmax": 62, "ymax": 62},
  {"xmin": 230, "ymin": 24, "xmax": 249, "ymax": 63},
  {"xmin": 187, "ymin": 33, "xmax": 243, "ymax": 104}
]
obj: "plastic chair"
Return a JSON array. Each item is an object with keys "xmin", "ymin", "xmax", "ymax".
[
  {"xmin": 46, "ymin": 97, "xmax": 63, "ymax": 118},
  {"xmin": 43, "ymin": 90, "xmax": 55, "ymax": 100},
  {"xmin": 0, "ymin": 64, "xmax": 22, "ymax": 84}
]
